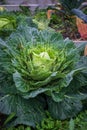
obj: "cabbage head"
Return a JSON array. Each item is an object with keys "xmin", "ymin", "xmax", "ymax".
[{"xmin": 0, "ymin": 26, "xmax": 81, "ymax": 96}]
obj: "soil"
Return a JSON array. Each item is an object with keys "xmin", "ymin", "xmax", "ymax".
[{"xmin": 0, "ymin": 113, "xmax": 7, "ymax": 128}]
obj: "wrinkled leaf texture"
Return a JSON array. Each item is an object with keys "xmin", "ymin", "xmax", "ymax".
[{"xmin": 0, "ymin": 26, "xmax": 87, "ymax": 126}]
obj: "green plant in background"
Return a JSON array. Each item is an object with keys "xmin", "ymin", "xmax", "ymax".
[
  {"xmin": 0, "ymin": 11, "xmax": 37, "ymax": 39},
  {"xmin": 1, "ymin": 110, "xmax": 87, "ymax": 130},
  {"xmin": 1, "ymin": 125, "xmax": 31, "ymax": 130},
  {"xmin": 0, "ymin": 8, "xmax": 50, "ymax": 39},
  {"xmin": 32, "ymin": 9, "xmax": 50, "ymax": 30},
  {"xmin": 58, "ymin": 0, "xmax": 87, "ymax": 23},
  {"xmin": 19, "ymin": 6, "xmax": 32, "ymax": 16},
  {"xmin": 48, "ymin": 0, "xmax": 85, "ymax": 39},
  {"xmin": 34, "ymin": 8, "xmax": 47, "ymax": 20},
  {"xmin": 49, "ymin": 10, "xmax": 78, "ymax": 39},
  {"xmin": 0, "ymin": 26, "xmax": 87, "ymax": 128},
  {"xmin": 0, "ymin": 12, "xmax": 17, "ymax": 39},
  {"xmin": 58, "ymin": 0, "xmax": 84, "ymax": 15},
  {"xmin": 36, "ymin": 111, "xmax": 69, "ymax": 130},
  {"xmin": 42, "ymin": 110, "xmax": 87, "ymax": 130},
  {"xmin": 75, "ymin": 110, "xmax": 87, "ymax": 130}
]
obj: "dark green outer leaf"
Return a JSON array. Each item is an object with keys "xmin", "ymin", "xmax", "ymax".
[
  {"xmin": 51, "ymin": 92, "xmax": 64, "ymax": 102},
  {"xmin": 61, "ymin": 67, "xmax": 87, "ymax": 88},
  {"xmin": 22, "ymin": 88, "xmax": 50, "ymax": 99},
  {"xmin": 0, "ymin": 94, "xmax": 46, "ymax": 127},
  {"xmin": 13, "ymin": 71, "xmax": 30, "ymax": 93},
  {"xmin": 13, "ymin": 66, "xmax": 87, "ymax": 100},
  {"xmin": 47, "ymin": 96, "xmax": 82, "ymax": 120},
  {"xmin": 65, "ymin": 93, "xmax": 87, "ymax": 101},
  {"xmin": 76, "ymin": 56, "xmax": 87, "ymax": 69},
  {"xmin": 76, "ymin": 42, "xmax": 87, "ymax": 55},
  {"xmin": 7, "ymin": 26, "xmax": 63, "ymax": 50},
  {"xmin": 13, "ymin": 71, "xmax": 65, "ymax": 94},
  {"xmin": 0, "ymin": 67, "xmax": 17, "ymax": 95}
]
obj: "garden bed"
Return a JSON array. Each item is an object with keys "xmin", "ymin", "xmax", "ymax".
[{"xmin": 0, "ymin": 1, "xmax": 87, "ymax": 130}]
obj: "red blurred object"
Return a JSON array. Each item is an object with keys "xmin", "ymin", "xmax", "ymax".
[
  {"xmin": 76, "ymin": 17, "xmax": 87, "ymax": 40},
  {"xmin": 47, "ymin": 10, "xmax": 55, "ymax": 19}
]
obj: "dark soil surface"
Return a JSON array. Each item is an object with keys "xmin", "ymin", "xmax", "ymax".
[{"xmin": 0, "ymin": 113, "xmax": 7, "ymax": 128}]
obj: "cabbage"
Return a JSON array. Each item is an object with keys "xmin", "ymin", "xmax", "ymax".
[
  {"xmin": 0, "ymin": 26, "xmax": 87, "ymax": 127},
  {"xmin": 0, "ymin": 12, "xmax": 37, "ymax": 39},
  {"xmin": 4, "ymin": 27, "xmax": 79, "ymax": 94}
]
